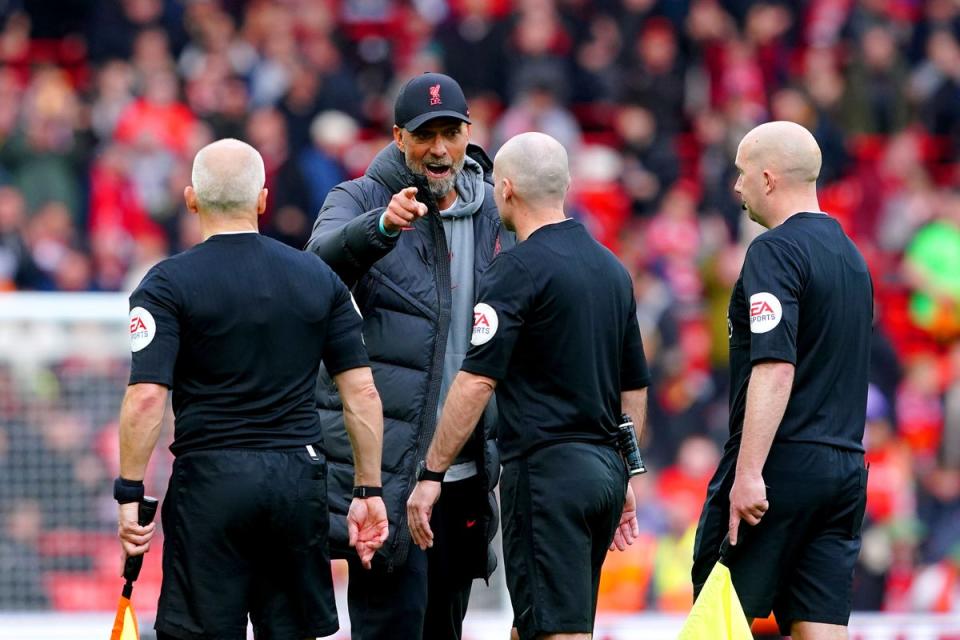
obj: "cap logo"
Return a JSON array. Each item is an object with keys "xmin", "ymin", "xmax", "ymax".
[{"xmin": 429, "ymin": 83, "xmax": 442, "ymax": 106}]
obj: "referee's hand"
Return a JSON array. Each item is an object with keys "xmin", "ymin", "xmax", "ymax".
[
  {"xmin": 348, "ymin": 496, "xmax": 389, "ymax": 570},
  {"xmin": 406, "ymin": 480, "xmax": 442, "ymax": 551},
  {"xmin": 609, "ymin": 482, "xmax": 640, "ymax": 552},
  {"xmin": 383, "ymin": 187, "xmax": 428, "ymax": 233},
  {"xmin": 117, "ymin": 501, "xmax": 155, "ymax": 560},
  {"xmin": 728, "ymin": 473, "xmax": 769, "ymax": 546}
]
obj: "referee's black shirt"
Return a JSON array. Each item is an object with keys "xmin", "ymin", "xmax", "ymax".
[
  {"xmin": 727, "ymin": 212, "xmax": 873, "ymax": 452},
  {"xmin": 127, "ymin": 232, "xmax": 369, "ymax": 456},
  {"xmin": 461, "ymin": 219, "xmax": 650, "ymax": 462}
]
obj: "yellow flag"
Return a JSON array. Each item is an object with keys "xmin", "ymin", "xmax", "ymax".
[
  {"xmin": 677, "ymin": 562, "xmax": 753, "ymax": 640},
  {"xmin": 110, "ymin": 596, "xmax": 140, "ymax": 640}
]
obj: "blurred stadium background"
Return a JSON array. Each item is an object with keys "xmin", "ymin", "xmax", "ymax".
[{"xmin": 0, "ymin": 0, "xmax": 958, "ymax": 638}]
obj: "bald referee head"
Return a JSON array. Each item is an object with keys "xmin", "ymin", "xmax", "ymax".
[
  {"xmin": 184, "ymin": 138, "xmax": 268, "ymax": 237},
  {"xmin": 734, "ymin": 121, "xmax": 823, "ymax": 229},
  {"xmin": 492, "ymin": 131, "xmax": 570, "ymax": 239}
]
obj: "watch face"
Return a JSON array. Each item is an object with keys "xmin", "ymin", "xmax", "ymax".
[{"xmin": 416, "ymin": 460, "xmax": 442, "ymax": 481}]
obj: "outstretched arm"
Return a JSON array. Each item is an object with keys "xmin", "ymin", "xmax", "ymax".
[{"xmin": 305, "ymin": 183, "xmax": 427, "ymax": 286}]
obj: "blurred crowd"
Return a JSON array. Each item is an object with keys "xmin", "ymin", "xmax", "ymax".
[{"xmin": 0, "ymin": 0, "xmax": 959, "ymax": 619}]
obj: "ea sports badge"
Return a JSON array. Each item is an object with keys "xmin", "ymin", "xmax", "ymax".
[
  {"xmin": 471, "ymin": 303, "xmax": 498, "ymax": 346},
  {"xmin": 748, "ymin": 292, "xmax": 782, "ymax": 334},
  {"xmin": 129, "ymin": 307, "xmax": 157, "ymax": 352}
]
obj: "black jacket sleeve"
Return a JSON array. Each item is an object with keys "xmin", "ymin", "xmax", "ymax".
[{"xmin": 304, "ymin": 179, "xmax": 399, "ymax": 287}]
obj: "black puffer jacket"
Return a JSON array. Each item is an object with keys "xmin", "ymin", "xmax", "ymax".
[{"xmin": 305, "ymin": 142, "xmax": 510, "ymax": 574}]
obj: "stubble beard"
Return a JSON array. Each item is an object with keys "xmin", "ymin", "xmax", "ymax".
[{"xmin": 406, "ymin": 153, "xmax": 466, "ymax": 201}]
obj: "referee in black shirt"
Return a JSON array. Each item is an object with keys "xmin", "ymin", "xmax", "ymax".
[
  {"xmin": 692, "ymin": 121, "xmax": 872, "ymax": 640},
  {"xmin": 407, "ymin": 132, "xmax": 651, "ymax": 640},
  {"xmin": 116, "ymin": 139, "xmax": 389, "ymax": 640}
]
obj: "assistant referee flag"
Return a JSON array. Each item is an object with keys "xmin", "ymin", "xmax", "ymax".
[
  {"xmin": 678, "ymin": 560, "xmax": 752, "ymax": 640},
  {"xmin": 110, "ymin": 497, "xmax": 157, "ymax": 640},
  {"xmin": 110, "ymin": 597, "xmax": 140, "ymax": 640}
]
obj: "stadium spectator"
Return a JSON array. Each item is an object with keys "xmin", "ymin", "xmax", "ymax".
[
  {"xmin": 244, "ymin": 106, "xmax": 312, "ymax": 247},
  {"xmin": 113, "ymin": 69, "xmax": 196, "ymax": 156},
  {"xmin": 918, "ymin": 29, "xmax": 960, "ymax": 158},
  {"xmin": 623, "ymin": 18, "xmax": 685, "ymax": 133},
  {"xmin": 89, "ymin": 61, "xmax": 136, "ymax": 140},
  {"xmin": 841, "ymin": 22, "xmax": 911, "ymax": 135},
  {"xmin": 0, "ymin": 68, "xmax": 84, "ymax": 221},
  {"xmin": 902, "ymin": 192, "xmax": 960, "ymax": 341},
  {"xmin": 503, "ymin": 0, "xmax": 573, "ymax": 104},
  {"xmin": 432, "ymin": 0, "xmax": 508, "ymax": 100},
  {"xmin": 614, "ymin": 104, "xmax": 680, "ymax": 216},
  {"xmin": 299, "ymin": 110, "xmax": 356, "ymax": 215},
  {"xmin": 0, "ymin": 498, "xmax": 48, "ymax": 610},
  {"xmin": 0, "ymin": 186, "xmax": 41, "ymax": 290},
  {"xmin": 491, "ymin": 79, "xmax": 582, "ymax": 155}
]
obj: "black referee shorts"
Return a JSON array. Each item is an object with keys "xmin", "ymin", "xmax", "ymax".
[
  {"xmin": 155, "ymin": 447, "xmax": 338, "ymax": 640},
  {"xmin": 692, "ymin": 443, "xmax": 868, "ymax": 637},
  {"xmin": 500, "ymin": 442, "xmax": 627, "ymax": 640}
]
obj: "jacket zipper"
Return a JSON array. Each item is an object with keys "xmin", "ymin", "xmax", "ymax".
[{"xmin": 389, "ymin": 204, "xmax": 452, "ymax": 571}]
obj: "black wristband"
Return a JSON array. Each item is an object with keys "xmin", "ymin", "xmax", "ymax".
[
  {"xmin": 353, "ymin": 486, "xmax": 383, "ymax": 499},
  {"xmin": 114, "ymin": 477, "xmax": 145, "ymax": 504}
]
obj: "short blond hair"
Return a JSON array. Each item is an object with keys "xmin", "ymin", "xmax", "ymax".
[{"xmin": 191, "ymin": 138, "xmax": 265, "ymax": 214}]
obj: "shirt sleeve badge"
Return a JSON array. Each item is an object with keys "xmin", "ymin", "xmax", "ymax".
[
  {"xmin": 748, "ymin": 292, "xmax": 782, "ymax": 334},
  {"xmin": 471, "ymin": 303, "xmax": 499, "ymax": 346},
  {"xmin": 129, "ymin": 306, "xmax": 157, "ymax": 352}
]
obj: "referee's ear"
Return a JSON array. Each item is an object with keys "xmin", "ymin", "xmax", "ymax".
[
  {"xmin": 763, "ymin": 169, "xmax": 776, "ymax": 195},
  {"xmin": 257, "ymin": 188, "xmax": 268, "ymax": 216},
  {"xmin": 501, "ymin": 177, "xmax": 514, "ymax": 203},
  {"xmin": 184, "ymin": 186, "xmax": 200, "ymax": 215}
]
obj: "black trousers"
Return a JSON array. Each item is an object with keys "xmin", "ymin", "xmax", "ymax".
[{"xmin": 347, "ymin": 476, "xmax": 486, "ymax": 640}]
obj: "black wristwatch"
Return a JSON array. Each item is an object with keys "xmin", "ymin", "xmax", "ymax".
[
  {"xmin": 352, "ymin": 486, "xmax": 383, "ymax": 499},
  {"xmin": 416, "ymin": 459, "xmax": 445, "ymax": 482}
]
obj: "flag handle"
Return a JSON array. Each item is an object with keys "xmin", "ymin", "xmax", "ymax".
[{"xmin": 122, "ymin": 496, "xmax": 159, "ymax": 595}]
